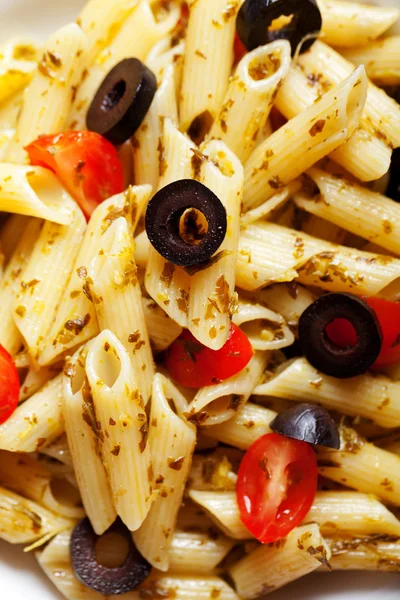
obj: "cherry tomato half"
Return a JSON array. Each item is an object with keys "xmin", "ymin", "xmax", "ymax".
[
  {"xmin": 25, "ymin": 131, "xmax": 124, "ymax": 219},
  {"xmin": 0, "ymin": 345, "xmax": 20, "ymax": 424},
  {"xmin": 165, "ymin": 323, "xmax": 254, "ymax": 388},
  {"xmin": 237, "ymin": 433, "xmax": 318, "ymax": 543},
  {"xmin": 326, "ymin": 297, "xmax": 400, "ymax": 367},
  {"xmin": 234, "ymin": 33, "xmax": 247, "ymax": 65}
]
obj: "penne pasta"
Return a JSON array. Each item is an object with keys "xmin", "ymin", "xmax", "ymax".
[
  {"xmin": 0, "ymin": 216, "xmax": 42, "ymax": 356},
  {"xmin": 142, "ymin": 297, "xmax": 182, "ymax": 352},
  {"xmin": 0, "ymin": 38, "xmax": 39, "ymax": 104},
  {"xmin": 0, "ymin": 486, "xmax": 72, "ymax": 546},
  {"xmin": 39, "ymin": 185, "xmax": 151, "ymax": 366},
  {"xmin": 229, "ymin": 523, "xmax": 331, "ymax": 598},
  {"xmin": 132, "ymin": 62, "xmax": 179, "ymax": 190},
  {"xmin": 133, "ymin": 373, "xmax": 196, "ymax": 571},
  {"xmin": 86, "ymin": 330, "xmax": 153, "ymax": 532},
  {"xmin": 232, "ymin": 298, "xmax": 295, "ymax": 351},
  {"xmin": 0, "ymin": 164, "xmax": 75, "ymax": 225},
  {"xmin": 318, "ymin": 0, "xmax": 399, "ymax": 48},
  {"xmin": 208, "ymin": 40, "xmax": 291, "ymax": 163},
  {"xmin": 63, "ymin": 344, "xmax": 117, "ymax": 535},
  {"xmin": 189, "ymin": 490, "xmax": 251, "ymax": 540},
  {"xmin": 244, "ymin": 66, "xmax": 367, "ymax": 210},
  {"xmin": 68, "ymin": 0, "xmax": 179, "ymax": 131},
  {"xmin": 202, "ymin": 402, "xmax": 277, "ymax": 450},
  {"xmin": 318, "ymin": 427, "xmax": 400, "ymax": 507},
  {"xmin": 240, "ymin": 182, "xmax": 299, "ymax": 226},
  {"xmin": 295, "ymin": 168, "xmax": 400, "ymax": 256},
  {"xmin": 0, "ymin": 450, "xmax": 84, "ymax": 520},
  {"xmin": 342, "ymin": 37, "xmax": 400, "ymax": 87},
  {"xmin": 326, "ymin": 536, "xmax": 400, "ymax": 572},
  {"xmin": 275, "ymin": 41, "xmax": 400, "ymax": 181},
  {"xmin": 19, "ymin": 362, "xmax": 61, "ymax": 402},
  {"xmin": 0, "ymin": 374, "xmax": 64, "ymax": 452},
  {"xmin": 304, "ymin": 491, "xmax": 400, "ymax": 537},
  {"xmin": 13, "ymin": 198, "xmax": 86, "ymax": 362},
  {"xmin": 188, "ymin": 140, "xmax": 243, "ymax": 349},
  {"xmin": 89, "ymin": 218, "xmax": 155, "ymax": 402},
  {"xmin": 185, "ymin": 351, "xmax": 269, "ymax": 426},
  {"xmin": 169, "ymin": 528, "xmax": 234, "ymax": 574},
  {"xmin": 6, "ymin": 24, "xmax": 88, "ymax": 164},
  {"xmin": 254, "ymin": 357, "xmax": 400, "ymax": 428},
  {"xmin": 236, "ymin": 222, "xmax": 400, "ymax": 294},
  {"xmin": 179, "ymin": 0, "xmax": 241, "ymax": 140}
]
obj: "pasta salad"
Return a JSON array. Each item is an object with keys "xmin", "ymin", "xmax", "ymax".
[{"xmin": 0, "ymin": 0, "xmax": 399, "ymax": 598}]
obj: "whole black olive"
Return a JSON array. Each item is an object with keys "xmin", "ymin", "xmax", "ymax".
[
  {"xmin": 236, "ymin": 0, "xmax": 322, "ymax": 56},
  {"xmin": 145, "ymin": 179, "xmax": 227, "ymax": 267},
  {"xmin": 87, "ymin": 58, "xmax": 157, "ymax": 145},
  {"xmin": 70, "ymin": 518, "xmax": 151, "ymax": 595},
  {"xmin": 298, "ymin": 293, "xmax": 382, "ymax": 378},
  {"xmin": 270, "ymin": 403, "xmax": 340, "ymax": 449}
]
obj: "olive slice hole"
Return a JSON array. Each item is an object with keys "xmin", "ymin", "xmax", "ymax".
[
  {"xmin": 268, "ymin": 13, "xmax": 294, "ymax": 32},
  {"xmin": 325, "ymin": 318, "xmax": 357, "ymax": 349},
  {"xmin": 95, "ymin": 532, "xmax": 130, "ymax": 568},
  {"xmin": 179, "ymin": 208, "xmax": 209, "ymax": 246},
  {"xmin": 102, "ymin": 80, "xmax": 127, "ymax": 112}
]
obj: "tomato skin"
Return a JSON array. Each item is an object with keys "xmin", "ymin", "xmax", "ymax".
[
  {"xmin": 165, "ymin": 323, "xmax": 254, "ymax": 388},
  {"xmin": 326, "ymin": 297, "xmax": 400, "ymax": 367},
  {"xmin": 0, "ymin": 345, "xmax": 20, "ymax": 424},
  {"xmin": 25, "ymin": 131, "xmax": 124, "ymax": 219},
  {"xmin": 234, "ymin": 34, "xmax": 247, "ymax": 65},
  {"xmin": 237, "ymin": 433, "xmax": 318, "ymax": 544}
]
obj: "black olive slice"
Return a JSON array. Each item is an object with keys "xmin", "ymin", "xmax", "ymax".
[
  {"xmin": 236, "ymin": 0, "xmax": 322, "ymax": 56},
  {"xmin": 387, "ymin": 148, "xmax": 400, "ymax": 203},
  {"xmin": 298, "ymin": 293, "xmax": 382, "ymax": 379},
  {"xmin": 270, "ymin": 403, "xmax": 340, "ymax": 449},
  {"xmin": 70, "ymin": 518, "xmax": 151, "ymax": 595},
  {"xmin": 145, "ymin": 179, "xmax": 227, "ymax": 267},
  {"xmin": 87, "ymin": 58, "xmax": 157, "ymax": 145}
]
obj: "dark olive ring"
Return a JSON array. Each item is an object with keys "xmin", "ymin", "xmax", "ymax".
[
  {"xmin": 145, "ymin": 179, "xmax": 227, "ymax": 268},
  {"xmin": 298, "ymin": 292, "xmax": 382, "ymax": 379},
  {"xmin": 70, "ymin": 518, "xmax": 151, "ymax": 595}
]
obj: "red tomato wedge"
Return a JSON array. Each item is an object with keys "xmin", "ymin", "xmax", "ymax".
[
  {"xmin": 326, "ymin": 297, "xmax": 400, "ymax": 367},
  {"xmin": 165, "ymin": 323, "xmax": 254, "ymax": 388},
  {"xmin": 25, "ymin": 131, "xmax": 124, "ymax": 219},
  {"xmin": 234, "ymin": 33, "xmax": 247, "ymax": 65},
  {"xmin": 237, "ymin": 433, "xmax": 318, "ymax": 543},
  {"xmin": 0, "ymin": 345, "xmax": 20, "ymax": 424}
]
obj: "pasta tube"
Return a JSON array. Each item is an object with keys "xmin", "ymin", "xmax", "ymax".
[
  {"xmin": 86, "ymin": 330, "xmax": 153, "ymax": 532},
  {"xmin": 255, "ymin": 357, "xmax": 400, "ymax": 428},
  {"xmin": 209, "ymin": 40, "xmax": 291, "ymax": 163},
  {"xmin": 180, "ymin": 0, "xmax": 241, "ymax": 139},
  {"xmin": 233, "ymin": 298, "xmax": 294, "ymax": 351},
  {"xmin": 295, "ymin": 168, "xmax": 400, "ymax": 256},
  {"xmin": 63, "ymin": 344, "xmax": 116, "ymax": 535},
  {"xmin": 185, "ymin": 351, "xmax": 269, "ymax": 426},
  {"xmin": 188, "ymin": 140, "xmax": 243, "ymax": 350},
  {"xmin": 14, "ymin": 198, "xmax": 86, "ymax": 361},
  {"xmin": 244, "ymin": 66, "xmax": 367, "ymax": 210},
  {"xmin": 318, "ymin": 0, "xmax": 399, "ymax": 48},
  {"xmin": 133, "ymin": 373, "xmax": 196, "ymax": 571},
  {"xmin": 189, "ymin": 490, "xmax": 251, "ymax": 540},
  {"xmin": 342, "ymin": 36, "xmax": 400, "ymax": 86},
  {"xmin": 327, "ymin": 536, "xmax": 400, "ymax": 572},
  {"xmin": 89, "ymin": 218, "xmax": 155, "ymax": 403},
  {"xmin": 39, "ymin": 185, "xmax": 151, "ymax": 366},
  {"xmin": 275, "ymin": 41, "xmax": 400, "ymax": 181},
  {"xmin": 229, "ymin": 523, "xmax": 331, "ymax": 598},
  {"xmin": 0, "ymin": 375, "xmax": 64, "ymax": 453},
  {"xmin": 318, "ymin": 427, "xmax": 400, "ymax": 507},
  {"xmin": 142, "ymin": 297, "xmax": 182, "ymax": 352},
  {"xmin": 6, "ymin": 24, "xmax": 87, "ymax": 163}
]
